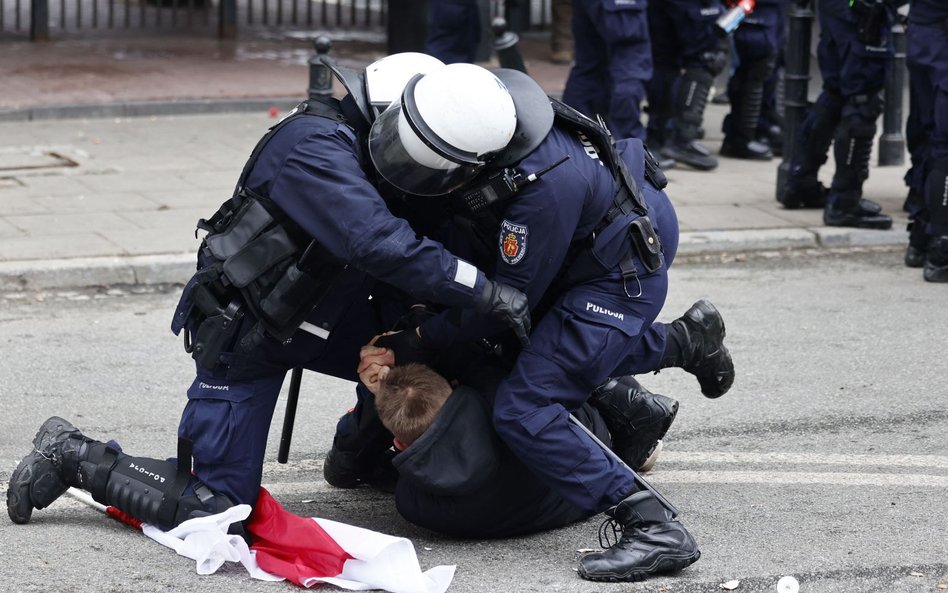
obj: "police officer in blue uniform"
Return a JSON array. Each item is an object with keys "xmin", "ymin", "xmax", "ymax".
[
  {"xmin": 561, "ymin": 0, "xmax": 652, "ymax": 142},
  {"xmin": 423, "ymin": 0, "xmax": 481, "ymax": 64},
  {"xmin": 6, "ymin": 53, "xmax": 532, "ymax": 530},
  {"xmin": 647, "ymin": 0, "xmax": 727, "ymax": 171},
  {"xmin": 779, "ymin": 0, "xmax": 903, "ymax": 229},
  {"xmin": 720, "ymin": 0, "xmax": 786, "ymax": 160},
  {"xmin": 362, "ymin": 63, "xmax": 736, "ymax": 581},
  {"xmin": 903, "ymin": 0, "xmax": 948, "ymax": 281}
]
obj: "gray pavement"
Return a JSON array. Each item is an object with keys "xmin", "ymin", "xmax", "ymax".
[{"xmin": 0, "ymin": 34, "xmax": 913, "ymax": 291}]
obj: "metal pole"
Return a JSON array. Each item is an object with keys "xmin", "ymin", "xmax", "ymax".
[
  {"xmin": 218, "ymin": 0, "xmax": 237, "ymax": 39},
  {"xmin": 492, "ymin": 16, "xmax": 527, "ymax": 73},
  {"xmin": 878, "ymin": 21, "xmax": 906, "ymax": 166},
  {"xmin": 278, "ymin": 367, "xmax": 304, "ymax": 464},
  {"xmin": 308, "ymin": 36, "xmax": 333, "ymax": 99},
  {"xmin": 568, "ymin": 413, "xmax": 680, "ymax": 518},
  {"xmin": 30, "ymin": 0, "xmax": 49, "ymax": 41},
  {"xmin": 775, "ymin": 1, "xmax": 814, "ymax": 201}
]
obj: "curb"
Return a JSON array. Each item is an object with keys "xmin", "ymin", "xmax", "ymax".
[
  {"xmin": 0, "ymin": 98, "xmax": 302, "ymax": 123},
  {"xmin": 0, "ymin": 228, "xmax": 907, "ymax": 292}
]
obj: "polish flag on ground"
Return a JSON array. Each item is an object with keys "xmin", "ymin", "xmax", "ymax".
[{"xmin": 136, "ymin": 487, "xmax": 455, "ymax": 593}]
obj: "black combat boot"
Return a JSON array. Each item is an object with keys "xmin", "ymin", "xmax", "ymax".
[
  {"xmin": 7, "ymin": 417, "xmax": 85, "ymax": 524},
  {"xmin": 661, "ymin": 300, "xmax": 734, "ymax": 398},
  {"xmin": 905, "ymin": 218, "xmax": 929, "ymax": 268},
  {"xmin": 659, "ymin": 67, "xmax": 718, "ymax": 171},
  {"xmin": 923, "ymin": 236, "xmax": 948, "ymax": 283},
  {"xmin": 590, "ymin": 377, "xmax": 678, "ymax": 472},
  {"xmin": 578, "ymin": 491, "xmax": 700, "ymax": 582},
  {"xmin": 8, "ymin": 416, "xmax": 236, "ymax": 531},
  {"xmin": 324, "ymin": 392, "xmax": 398, "ymax": 492},
  {"xmin": 823, "ymin": 193, "xmax": 893, "ymax": 229}
]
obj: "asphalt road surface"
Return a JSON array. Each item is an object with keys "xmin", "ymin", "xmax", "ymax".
[{"xmin": 1, "ymin": 248, "xmax": 946, "ymax": 593}]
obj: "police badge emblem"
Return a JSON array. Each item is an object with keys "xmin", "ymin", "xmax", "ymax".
[{"xmin": 499, "ymin": 219, "xmax": 528, "ymax": 265}]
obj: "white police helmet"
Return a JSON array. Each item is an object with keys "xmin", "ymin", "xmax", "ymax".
[
  {"xmin": 367, "ymin": 63, "xmax": 518, "ymax": 196},
  {"xmin": 363, "ymin": 52, "xmax": 445, "ymax": 116}
]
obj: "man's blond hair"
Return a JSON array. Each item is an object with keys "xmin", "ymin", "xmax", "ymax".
[{"xmin": 376, "ymin": 363, "xmax": 452, "ymax": 446}]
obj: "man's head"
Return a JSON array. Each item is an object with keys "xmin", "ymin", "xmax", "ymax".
[{"xmin": 375, "ymin": 363, "xmax": 452, "ymax": 449}]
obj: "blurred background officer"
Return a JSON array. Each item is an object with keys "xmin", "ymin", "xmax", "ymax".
[
  {"xmin": 646, "ymin": 0, "xmax": 727, "ymax": 171},
  {"xmin": 903, "ymin": 0, "xmax": 948, "ymax": 282},
  {"xmin": 720, "ymin": 0, "xmax": 786, "ymax": 161},
  {"xmin": 778, "ymin": 0, "xmax": 903, "ymax": 229},
  {"xmin": 550, "ymin": 0, "xmax": 574, "ymax": 64},
  {"xmin": 423, "ymin": 0, "xmax": 481, "ymax": 63},
  {"xmin": 561, "ymin": 0, "xmax": 652, "ymax": 142}
]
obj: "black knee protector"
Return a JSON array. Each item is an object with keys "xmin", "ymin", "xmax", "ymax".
[
  {"xmin": 674, "ymin": 67, "xmax": 715, "ymax": 139},
  {"xmin": 843, "ymin": 91, "xmax": 885, "ymax": 122},
  {"xmin": 734, "ymin": 57, "xmax": 778, "ymax": 136},
  {"xmin": 791, "ymin": 89, "xmax": 845, "ymax": 177},
  {"xmin": 73, "ymin": 440, "xmax": 235, "ymax": 531},
  {"xmin": 831, "ymin": 116, "xmax": 877, "ymax": 192},
  {"xmin": 926, "ymin": 157, "xmax": 948, "ymax": 235},
  {"xmin": 698, "ymin": 45, "xmax": 728, "ymax": 76}
]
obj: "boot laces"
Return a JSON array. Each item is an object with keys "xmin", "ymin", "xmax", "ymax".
[{"xmin": 597, "ymin": 516, "xmax": 624, "ymax": 549}]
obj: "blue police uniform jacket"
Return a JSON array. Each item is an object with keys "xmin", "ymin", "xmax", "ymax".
[{"xmin": 241, "ymin": 111, "xmax": 489, "ymax": 328}]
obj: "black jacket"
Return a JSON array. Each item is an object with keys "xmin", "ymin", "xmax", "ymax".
[{"xmin": 392, "ymin": 385, "xmax": 607, "ymax": 538}]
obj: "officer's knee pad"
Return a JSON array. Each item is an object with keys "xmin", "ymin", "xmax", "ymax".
[
  {"xmin": 699, "ymin": 48, "xmax": 728, "ymax": 76},
  {"xmin": 744, "ymin": 56, "xmax": 776, "ymax": 83},
  {"xmin": 844, "ymin": 92, "xmax": 885, "ymax": 122}
]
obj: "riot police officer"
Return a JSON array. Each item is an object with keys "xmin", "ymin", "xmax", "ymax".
[
  {"xmin": 720, "ymin": 0, "xmax": 786, "ymax": 160},
  {"xmin": 779, "ymin": 0, "xmax": 903, "ymax": 229},
  {"xmin": 903, "ymin": 0, "xmax": 948, "ymax": 281},
  {"xmin": 357, "ymin": 63, "xmax": 737, "ymax": 581},
  {"xmin": 423, "ymin": 0, "xmax": 481, "ymax": 64},
  {"xmin": 561, "ymin": 0, "xmax": 652, "ymax": 142},
  {"xmin": 647, "ymin": 0, "xmax": 728, "ymax": 171},
  {"xmin": 7, "ymin": 53, "xmax": 532, "ymax": 528}
]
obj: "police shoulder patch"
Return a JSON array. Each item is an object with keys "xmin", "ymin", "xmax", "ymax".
[{"xmin": 499, "ymin": 219, "xmax": 528, "ymax": 265}]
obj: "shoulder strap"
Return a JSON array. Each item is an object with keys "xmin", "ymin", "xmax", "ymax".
[
  {"xmin": 232, "ymin": 97, "xmax": 349, "ymax": 195},
  {"xmin": 548, "ymin": 98, "xmax": 649, "ymax": 217}
]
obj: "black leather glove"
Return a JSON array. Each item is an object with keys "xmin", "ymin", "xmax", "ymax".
[
  {"xmin": 390, "ymin": 304, "xmax": 437, "ymax": 333},
  {"xmin": 375, "ymin": 329, "xmax": 435, "ymax": 366},
  {"xmin": 475, "ymin": 280, "xmax": 532, "ymax": 348}
]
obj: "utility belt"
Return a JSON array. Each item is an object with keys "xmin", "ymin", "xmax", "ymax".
[
  {"xmin": 176, "ymin": 188, "xmax": 346, "ymax": 370},
  {"xmin": 561, "ymin": 199, "xmax": 663, "ymax": 295}
]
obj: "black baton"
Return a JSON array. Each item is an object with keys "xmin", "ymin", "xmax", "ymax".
[
  {"xmin": 278, "ymin": 367, "xmax": 304, "ymax": 464},
  {"xmin": 568, "ymin": 413, "xmax": 680, "ymax": 518}
]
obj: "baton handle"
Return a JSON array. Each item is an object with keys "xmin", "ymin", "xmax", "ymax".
[{"xmin": 278, "ymin": 367, "xmax": 303, "ymax": 464}]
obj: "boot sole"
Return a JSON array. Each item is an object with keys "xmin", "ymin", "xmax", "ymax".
[
  {"xmin": 684, "ymin": 300, "xmax": 734, "ymax": 398},
  {"xmin": 7, "ymin": 417, "xmax": 78, "ymax": 524},
  {"xmin": 578, "ymin": 549, "xmax": 701, "ymax": 582}
]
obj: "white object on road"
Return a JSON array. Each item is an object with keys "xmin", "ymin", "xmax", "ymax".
[{"xmin": 777, "ymin": 575, "xmax": 800, "ymax": 593}]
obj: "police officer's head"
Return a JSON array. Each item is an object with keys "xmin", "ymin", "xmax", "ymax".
[
  {"xmin": 363, "ymin": 52, "xmax": 445, "ymax": 118},
  {"xmin": 367, "ymin": 63, "xmax": 554, "ymax": 196}
]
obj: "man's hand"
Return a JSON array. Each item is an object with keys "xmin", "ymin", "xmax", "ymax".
[
  {"xmin": 357, "ymin": 343, "xmax": 394, "ymax": 396},
  {"xmin": 475, "ymin": 280, "xmax": 532, "ymax": 348}
]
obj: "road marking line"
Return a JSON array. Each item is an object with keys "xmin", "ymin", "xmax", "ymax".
[
  {"xmin": 660, "ymin": 451, "xmax": 948, "ymax": 470},
  {"xmin": 650, "ymin": 470, "xmax": 948, "ymax": 487}
]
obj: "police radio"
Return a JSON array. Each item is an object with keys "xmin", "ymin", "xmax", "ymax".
[{"xmin": 454, "ymin": 155, "xmax": 571, "ymax": 215}]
